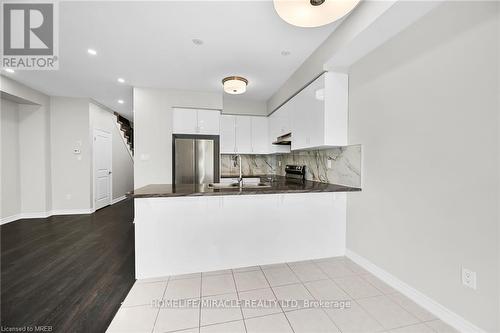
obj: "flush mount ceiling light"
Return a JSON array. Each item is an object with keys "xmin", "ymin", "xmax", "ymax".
[
  {"xmin": 117, "ymin": 99, "xmax": 124, "ymax": 104},
  {"xmin": 117, "ymin": 78, "xmax": 125, "ymax": 83},
  {"xmin": 274, "ymin": 0, "xmax": 361, "ymax": 28},
  {"xmin": 87, "ymin": 48, "xmax": 97, "ymax": 55},
  {"xmin": 222, "ymin": 76, "xmax": 248, "ymax": 95}
]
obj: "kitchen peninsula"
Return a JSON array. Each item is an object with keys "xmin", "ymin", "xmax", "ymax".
[{"xmin": 133, "ymin": 176, "xmax": 361, "ymax": 279}]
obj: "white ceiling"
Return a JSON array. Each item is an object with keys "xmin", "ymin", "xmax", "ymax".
[{"xmin": 6, "ymin": 1, "xmax": 340, "ymax": 119}]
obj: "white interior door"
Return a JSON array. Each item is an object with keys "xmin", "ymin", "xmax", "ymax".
[{"xmin": 94, "ymin": 129, "xmax": 112, "ymax": 210}]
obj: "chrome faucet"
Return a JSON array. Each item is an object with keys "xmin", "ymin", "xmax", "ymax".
[{"xmin": 232, "ymin": 154, "xmax": 243, "ymax": 187}]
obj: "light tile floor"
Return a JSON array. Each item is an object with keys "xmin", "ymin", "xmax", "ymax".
[{"xmin": 107, "ymin": 257, "xmax": 458, "ymax": 333}]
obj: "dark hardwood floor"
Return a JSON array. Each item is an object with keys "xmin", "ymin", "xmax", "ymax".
[{"xmin": 1, "ymin": 198, "xmax": 135, "ymax": 333}]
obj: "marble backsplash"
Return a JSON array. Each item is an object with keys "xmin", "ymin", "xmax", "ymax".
[
  {"xmin": 220, "ymin": 154, "xmax": 276, "ymax": 176},
  {"xmin": 221, "ymin": 144, "xmax": 362, "ymax": 187}
]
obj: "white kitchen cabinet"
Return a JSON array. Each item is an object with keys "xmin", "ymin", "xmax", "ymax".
[
  {"xmin": 270, "ymin": 103, "xmax": 291, "ymax": 137},
  {"xmin": 197, "ymin": 109, "xmax": 220, "ymax": 135},
  {"xmin": 251, "ymin": 116, "xmax": 269, "ymax": 154},
  {"xmin": 172, "ymin": 108, "xmax": 220, "ymax": 135},
  {"xmin": 268, "ymin": 104, "xmax": 291, "ymax": 154},
  {"xmin": 173, "ymin": 108, "xmax": 197, "ymax": 134},
  {"xmin": 235, "ymin": 116, "xmax": 252, "ymax": 153},
  {"xmin": 290, "ymin": 72, "xmax": 348, "ymax": 150},
  {"xmin": 135, "ymin": 192, "xmax": 346, "ymax": 277},
  {"xmin": 220, "ymin": 115, "xmax": 236, "ymax": 153},
  {"xmin": 220, "ymin": 114, "xmax": 271, "ymax": 154}
]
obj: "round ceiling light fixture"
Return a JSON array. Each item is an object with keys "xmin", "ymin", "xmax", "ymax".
[
  {"xmin": 222, "ymin": 76, "xmax": 248, "ymax": 95},
  {"xmin": 273, "ymin": 0, "xmax": 361, "ymax": 28}
]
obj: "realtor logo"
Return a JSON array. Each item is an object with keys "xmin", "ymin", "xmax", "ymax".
[{"xmin": 1, "ymin": 2, "xmax": 59, "ymax": 70}]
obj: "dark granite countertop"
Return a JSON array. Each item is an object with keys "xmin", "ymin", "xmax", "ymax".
[
  {"xmin": 131, "ymin": 177, "xmax": 361, "ymax": 198},
  {"xmin": 221, "ymin": 174, "xmax": 270, "ymax": 178}
]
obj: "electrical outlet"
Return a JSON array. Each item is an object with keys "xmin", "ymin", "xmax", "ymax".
[{"xmin": 462, "ymin": 268, "xmax": 477, "ymax": 290}]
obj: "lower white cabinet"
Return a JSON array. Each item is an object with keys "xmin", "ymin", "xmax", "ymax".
[{"xmin": 135, "ymin": 192, "xmax": 346, "ymax": 278}]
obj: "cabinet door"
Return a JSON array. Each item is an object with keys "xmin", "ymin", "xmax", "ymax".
[
  {"xmin": 268, "ymin": 109, "xmax": 290, "ymax": 154},
  {"xmin": 235, "ymin": 116, "xmax": 252, "ymax": 154},
  {"xmin": 173, "ymin": 108, "xmax": 197, "ymax": 134},
  {"xmin": 220, "ymin": 115, "xmax": 236, "ymax": 154},
  {"xmin": 291, "ymin": 74, "xmax": 325, "ymax": 150},
  {"xmin": 251, "ymin": 116, "xmax": 268, "ymax": 154},
  {"xmin": 280, "ymin": 103, "xmax": 291, "ymax": 135},
  {"xmin": 197, "ymin": 109, "xmax": 220, "ymax": 135}
]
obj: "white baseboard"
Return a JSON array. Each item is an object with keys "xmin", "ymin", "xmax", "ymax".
[
  {"xmin": 49, "ymin": 209, "xmax": 93, "ymax": 216},
  {"xmin": 1, "ymin": 214, "xmax": 23, "ymax": 225},
  {"xmin": 1, "ymin": 209, "xmax": 94, "ymax": 225},
  {"xmin": 345, "ymin": 249, "xmax": 485, "ymax": 333},
  {"xmin": 112, "ymin": 195, "xmax": 127, "ymax": 205}
]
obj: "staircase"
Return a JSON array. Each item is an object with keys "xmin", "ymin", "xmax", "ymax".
[{"xmin": 114, "ymin": 112, "xmax": 134, "ymax": 155}]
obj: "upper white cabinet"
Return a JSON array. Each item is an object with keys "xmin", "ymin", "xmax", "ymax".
[
  {"xmin": 268, "ymin": 104, "xmax": 291, "ymax": 154},
  {"xmin": 172, "ymin": 108, "xmax": 220, "ymax": 135},
  {"xmin": 251, "ymin": 117, "xmax": 269, "ymax": 154},
  {"xmin": 220, "ymin": 114, "xmax": 271, "ymax": 154},
  {"xmin": 197, "ymin": 109, "xmax": 221, "ymax": 134},
  {"xmin": 269, "ymin": 103, "xmax": 291, "ymax": 138},
  {"xmin": 235, "ymin": 116, "xmax": 252, "ymax": 154},
  {"xmin": 220, "ymin": 115, "xmax": 236, "ymax": 153},
  {"xmin": 290, "ymin": 72, "xmax": 348, "ymax": 150}
]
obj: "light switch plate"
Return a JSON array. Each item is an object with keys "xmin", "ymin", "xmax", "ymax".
[{"xmin": 327, "ymin": 159, "xmax": 332, "ymax": 169}]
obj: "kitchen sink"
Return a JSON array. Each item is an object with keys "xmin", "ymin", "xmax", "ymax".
[
  {"xmin": 208, "ymin": 182, "xmax": 240, "ymax": 189},
  {"xmin": 208, "ymin": 182, "xmax": 272, "ymax": 189}
]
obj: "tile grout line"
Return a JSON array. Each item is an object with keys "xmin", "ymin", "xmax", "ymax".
[
  {"xmin": 198, "ymin": 273, "xmax": 203, "ymax": 333},
  {"xmin": 259, "ymin": 265, "xmax": 296, "ymax": 333},
  {"xmin": 311, "ymin": 258, "xmax": 389, "ymax": 331},
  {"xmin": 151, "ymin": 276, "xmax": 171, "ymax": 333},
  {"xmin": 231, "ymin": 268, "xmax": 248, "ymax": 333},
  {"xmin": 285, "ymin": 262, "xmax": 344, "ymax": 333},
  {"xmin": 314, "ymin": 259, "xmax": 426, "ymax": 331}
]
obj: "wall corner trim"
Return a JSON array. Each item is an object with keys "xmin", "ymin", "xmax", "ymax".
[{"xmin": 345, "ymin": 249, "xmax": 486, "ymax": 333}]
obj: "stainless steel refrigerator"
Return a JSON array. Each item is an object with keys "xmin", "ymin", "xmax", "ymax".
[{"xmin": 172, "ymin": 134, "xmax": 220, "ymax": 184}]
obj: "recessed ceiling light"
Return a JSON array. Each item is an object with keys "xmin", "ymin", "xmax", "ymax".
[
  {"xmin": 118, "ymin": 99, "xmax": 124, "ymax": 104},
  {"xmin": 192, "ymin": 39, "xmax": 204, "ymax": 46},
  {"xmin": 222, "ymin": 76, "xmax": 248, "ymax": 95},
  {"xmin": 281, "ymin": 50, "xmax": 291, "ymax": 56},
  {"xmin": 274, "ymin": 0, "xmax": 361, "ymax": 27},
  {"xmin": 87, "ymin": 48, "xmax": 97, "ymax": 55},
  {"xmin": 4, "ymin": 68, "xmax": 15, "ymax": 73},
  {"xmin": 117, "ymin": 78, "xmax": 125, "ymax": 83}
]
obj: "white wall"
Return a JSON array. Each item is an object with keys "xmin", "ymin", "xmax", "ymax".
[
  {"xmin": 347, "ymin": 2, "xmax": 499, "ymax": 332},
  {"xmin": 1, "ymin": 99, "xmax": 21, "ymax": 219},
  {"xmin": 50, "ymin": 97, "xmax": 92, "ymax": 211},
  {"xmin": 1, "ymin": 75, "xmax": 52, "ymax": 220},
  {"xmin": 133, "ymin": 87, "xmax": 222, "ymax": 188},
  {"xmin": 266, "ymin": 0, "xmax": 396, "ymax": 113},
  {"xmin": 89, "ymin": 103, "xmax": 133, "ymax": 200},
  {"xmin": 223, "ymin": 96, "xmax": 267, "ymax": 116},
  {"xmin": 19, "ymin": 103, "xmax": 51, "ymax": 214}
]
